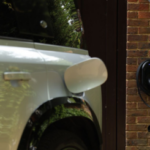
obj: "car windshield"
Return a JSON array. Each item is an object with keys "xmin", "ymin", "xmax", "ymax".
[{"xmin": 0, "ymin": 0, "xmax": 86, "ymax": 49}]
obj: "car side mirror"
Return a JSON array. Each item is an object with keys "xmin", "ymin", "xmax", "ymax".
[{"xmin": 64, "ymin": 58, "xmax": 108, "ymax": 93}]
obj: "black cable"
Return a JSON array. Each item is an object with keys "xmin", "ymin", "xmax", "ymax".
[
  {"xmin": 136, "ymin": 60, "xmax": 150, "ymax": 108},
  {"xmin": 137, "ymin": 87, "xmax": 150, "ymax": 107}
]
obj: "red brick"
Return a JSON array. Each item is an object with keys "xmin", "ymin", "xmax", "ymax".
[
  {"xmin": 126, "ymin": 132, "xmax": 138, "ymax": 139},
  {"xmin": 126, "ymin": 110, "xmax": 148, "ymax": 116},
  {"xmin": 147, "ymin": 97, "xmax": 150, "ymax": 103},
  {"xmin": 137, "ymin": 117, "xmax": 150, "ymax": 123},
  {"xmin": 127, "ymin": 81, "xmax": 137, "ymax": 88},
  {"xmin": 148, "ymin": 110, "xmax": 150, "ymax": 116},
  {"xmin": 127, "ymin": 27, "xmax": 138, "ymax": 34},
  {"xmin": 128, "ymin": 0, "xmax": 138, "ymax": 2},
  {"xmin": 126, "ymin": 95, "xmax": 142, "ymax": 102},
  {"xmin": 127, "ymin": 116, "xmax": 136, "ymax": 124},
  {"xmin": 128, "ymin": 35, "xmax": 148, "ymax": 41},
  {"xmin": 137, "ymin": 147, "xmax": 150, "ymax": 150},
  {"xmin": 139, "ymin": 28, "xmax": 150, "ymax": 34},
  {"xmin": 148, "ymin": 51, "xmax": 150, "ymax": 57},
  {"xmin": 126, "ymin": 139, "xmax": 147, "ymax": 146},
  {"xmin": 138, "ymin": 132, "xmax": 150, "ymax": 138},
  {"xmin": 138, "ymin": 58, "xmax": 149, "ymax": 64},
  {"xmin": 138, "ymin": 91, "xmax": 148, "ymax": 99},
  {"xmin": 127, "ymin": 51, "xmax": 148, "ymax": 57},
  {"xmin": 148, "ymin": 139, "xmax": 150, "ymax": 146},
  {"xmin": 138, "ymin": 103, "xmax": 149, "ymax": 109},
  {"xmin": 126, "ymin": 65, "xmax": 138, "ymax": 72},
  {"xmin": 128, "ymin": 12, "xmax": 138, "ymax": 18},
  {"xmin": 138, "ymin": 4, "xmax": 149, "ymax": 10},
  {"xmin": 139, "ymin": 0, "xmax": 149, "ymax": 2},
  {"xmin": 127, "ymin": 58, "xmax": 137, "ymax": 65},
  {"xmin": 139, "ymin": 12, "xmax": 150, "ymax": 19},
  {"xmin": 126, "ymin": 147, "xmax": 138, "ymax": 150},
  {"xmin": 127, "ymin": 88, "xmax": 137, "ymax": 95},
  {"xmin": 128, "ymin": 4, "xmax": 149, "ymax": 11},
  {"xmin": 126, "ymin": 73, "xmax": 136, "ymax": 80},
  {"xmin": 126, "ymin": 125, "xmax": 147, "ymax": 131},
  {"xmin": 138, "ymin": 43, "xmax": 150, "ymax": 49},
  {"xmin": 127, "ymin": 43, "xmax": 138, "ymax": 49},
  {"xmin": 127, "ymin": 102, "xmax": 137, "ymax": 109},
  {"xmin": 127, "ymin": 20, "xmax": 149, "ymax": 26},
  {"xmin": 126, "ymin": 0, "xmax": 150, "ymax": 144}
]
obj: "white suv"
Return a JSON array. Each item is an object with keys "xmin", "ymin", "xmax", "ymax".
[{"xmin": 0, "ymin": 1, "xmax": 107, "ymax": 150}]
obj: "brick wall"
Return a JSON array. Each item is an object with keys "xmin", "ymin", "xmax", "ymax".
[{"xmin": 126, "ymin": 0, "xmax": 150, "ymax": 149}]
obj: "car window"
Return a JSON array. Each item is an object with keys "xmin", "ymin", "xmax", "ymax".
[{"xmin": 0, "ymin": 0, "xmax": 86, "ymax": 49}]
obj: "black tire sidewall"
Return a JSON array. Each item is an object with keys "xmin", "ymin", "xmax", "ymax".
[{"xmin": 37, "ymin": 130, "xmax": 88, "ymax": 150}]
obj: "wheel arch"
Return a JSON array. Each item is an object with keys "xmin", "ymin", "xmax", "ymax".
[{"xmin": 17, "ymin": 97, "xmax": 102, "ymax": 150}]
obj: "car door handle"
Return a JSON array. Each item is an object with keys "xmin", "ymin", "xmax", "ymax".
[{"xmin": 3, "ymin": 72, "xmax": 31, "ymax": 81}]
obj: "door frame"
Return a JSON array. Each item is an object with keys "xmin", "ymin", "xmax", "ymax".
[{"xmin": 78, "ymin": 0, "xmax": 126, "ymax": 150}]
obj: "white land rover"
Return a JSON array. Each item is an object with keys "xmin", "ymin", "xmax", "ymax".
[{"xmin": 0, "ymin": 1, "xmax": 107, "ymax": 150}]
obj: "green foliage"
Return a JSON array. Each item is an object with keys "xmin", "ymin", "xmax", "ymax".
[
  {"xmin": 49, "ymin": 104, "xmax": 92, "ymax": 124},
  {"xmin": 47, "ymin": 0, "xmax": 82, "ymax": 48}
]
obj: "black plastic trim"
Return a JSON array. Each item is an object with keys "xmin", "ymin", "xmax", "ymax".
[
  {"xmin": 0, "ymin": 36, "xmax": 33, "ymax": 42},
  {"xmin": 17, "ymin": 96, "xmax": 102, "ymax": 150}
]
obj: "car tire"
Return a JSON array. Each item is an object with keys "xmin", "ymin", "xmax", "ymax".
[{"xmin": 37, "ymin": 130, "xmax": 89, "ymax": 150}]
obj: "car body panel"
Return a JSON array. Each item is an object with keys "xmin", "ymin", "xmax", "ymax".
[
  {"xmin": 37, "ymin": 49, "xmax": 90, "ymax": 99},
  {"xmin": 34, "ymin": 42, "xmax": 88, "ymax": 55},
  {"xmin": 0, "ymin": 40, "xmax": 48, "ymax": 150},
  {"xmin": 85, "ymin": 86, "xmax": 102, "ymax": 131},
  {"xmin": 0, "ymin": 39, "xmax": 103, "ymax": 150}
]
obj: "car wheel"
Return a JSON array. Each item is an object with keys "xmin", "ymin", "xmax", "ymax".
[{"xmin": 37, "ymin": 130, "xmax": 89, "ymax": 150}]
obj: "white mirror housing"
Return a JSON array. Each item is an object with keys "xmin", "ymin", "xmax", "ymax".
[{"xmin": 64, "ymin": 58, "xmax": 108, "ymax": 93}]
